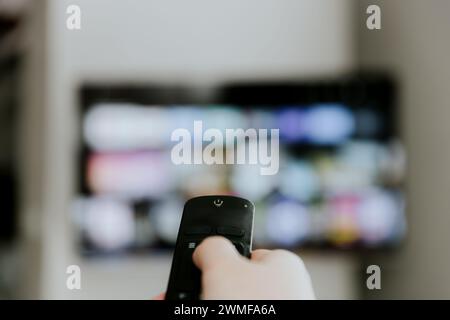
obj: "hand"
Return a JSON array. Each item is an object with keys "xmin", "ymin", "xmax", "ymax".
[{"xmin": 192, "ymin": 236, "xmax": 316, "ymax": 300}]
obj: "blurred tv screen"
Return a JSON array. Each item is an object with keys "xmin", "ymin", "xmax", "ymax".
[{"xmin": 75, "ymin": 77, "xmax": 406, "ymax": 256}]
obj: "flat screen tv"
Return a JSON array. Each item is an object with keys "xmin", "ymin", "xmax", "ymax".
[{"xmin": 75, "ymin": 75, "xmax": 406, "ymax": 256}]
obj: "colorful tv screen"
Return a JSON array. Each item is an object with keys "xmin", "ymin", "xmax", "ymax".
[{"xmin": 75, "ymin": 77, "xmax": 406, "ymax": 255}]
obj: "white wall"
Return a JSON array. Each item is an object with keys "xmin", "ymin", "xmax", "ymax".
[
  {"xmin": 51, "ymin": 0, "xmax": 356, "ymax": 82},
  {"xmin": 359, "ymin": 0, "xmax": 450, "ymax": 298},
  {"xmin": 24, "ymin": 0, "xmax": 359, "ymax": 299}
]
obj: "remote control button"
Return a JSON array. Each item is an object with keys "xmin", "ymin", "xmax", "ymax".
[
  {"xmin": 213, "ymin": 199, "xmax": 223, "ymax": 207},
  {"xmin": 187, "ymin": 242, "xmax": 196, "ymax": 249},
  {"xmin": 185, "ymin": 226, "xmax": 212, "ymax": 235},
  {"xmin": 177, "ymin": 292, "xmax": 194, "ymax": 300},
  {"xmin": 217, "ymin": 226, "xmax": 245, "ymax": 237}
]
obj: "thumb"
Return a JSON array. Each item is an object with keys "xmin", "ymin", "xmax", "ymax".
[{"xmin": 193, "ymin": 236, "xmax": 240, "ymax": 271}]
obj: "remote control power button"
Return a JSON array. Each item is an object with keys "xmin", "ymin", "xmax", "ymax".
[
  {"xmin": 177, "ymin": 292, "xmax": 195, "ymax": 300},
  {"xmin": 217, "ymin": 226, "xmax": 245, "ymax": 237},
  {"xmin": 185, "ymin": 226, "xmax": 212, "ymax": 235},
  {"xmin": 213, "ymin": 199, "xmax": 223, "ymax": 207}
]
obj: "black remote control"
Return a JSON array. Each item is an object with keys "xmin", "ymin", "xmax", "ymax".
[{"xmin": 165, "ymin": 195, "xmax": 255, "ymax": 300}]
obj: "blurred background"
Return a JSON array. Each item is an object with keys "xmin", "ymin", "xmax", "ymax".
[{"xmin": 0, "ymin": 0, "xmax": 449, "ymax": 299}]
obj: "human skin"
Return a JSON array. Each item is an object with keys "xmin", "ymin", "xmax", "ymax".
[
  {"xmin": 155, "ymin": 236, "xmax": 315, "ymax": 300},
  {"xmin": 192, "ymin": 236, "xmax": 315, "ymax": 299}
]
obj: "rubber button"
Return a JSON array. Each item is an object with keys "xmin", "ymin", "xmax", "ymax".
[
  {"xmin": 217, "ymin": 226, "xmax": 245, "ymax": 237},
  {"xmin": 185, "ymin": 226, "xmax": 212, "ymax": 235},
  {"xmin": 177, "ymin": 292, "xmax": 195, "ymax": 300}
]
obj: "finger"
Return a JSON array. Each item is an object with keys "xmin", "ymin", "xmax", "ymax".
[
  {"xmin": 193, "ymin": 236, "xmax": 240, "ymax": 271},
  {"xmin": 152, "ymin": 292, "xmax": 165, "ymax": 300},
  {"xmin": 251, "ymin": 249, "xmax": 272, "ymax": 262},
  {"xmin": 260, "ymin": 249, "xmax": 305, "ymax": 268}
]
